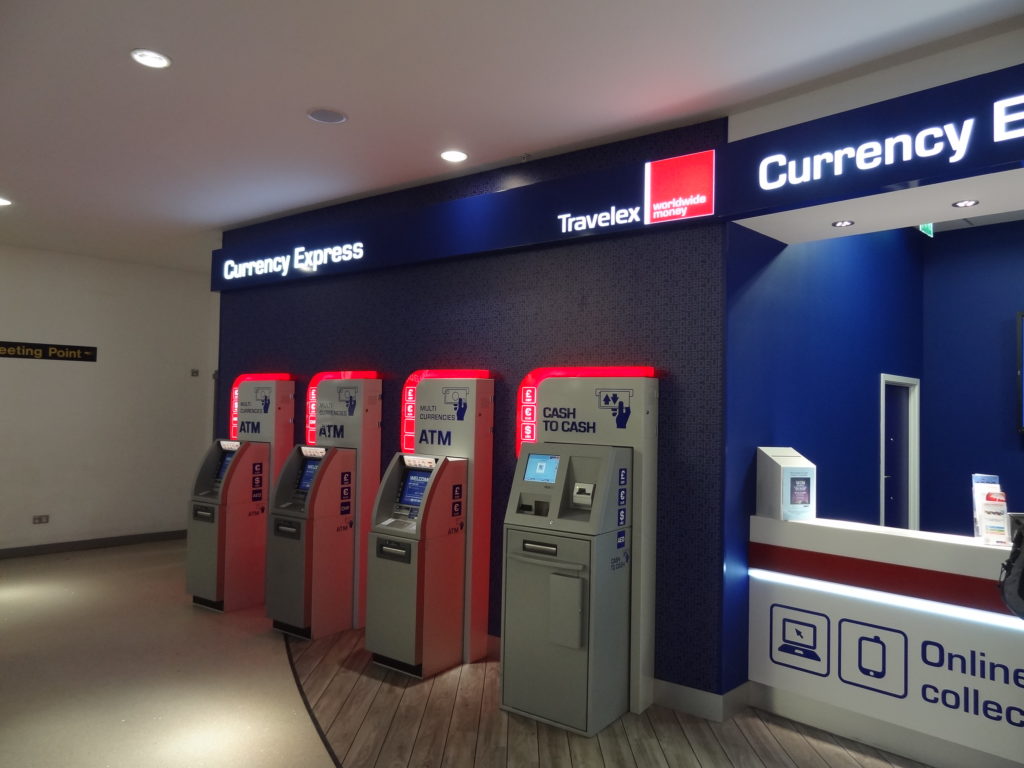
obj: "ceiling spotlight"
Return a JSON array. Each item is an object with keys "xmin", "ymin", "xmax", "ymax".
[
  {"xmin": 441, "ymin": 150, "xmax": 468, "ymax": 163},
  {"xmin": 0, "ymin": 197, "xmax": 12, "ymax": 207},
  {"xmin": 130, "ymin": 49, "xmax": 171, "ymax": 69},
  {"xmin": 952, "ymin": 199, "xmax": 979, "ymax": 208},
  {"xmin": 307, "ymin": 108, "xmax": 348, "ymax": 124},
  {"xmin": 831, "ymin": 219, "xmax": 855, "ymax": 228}
]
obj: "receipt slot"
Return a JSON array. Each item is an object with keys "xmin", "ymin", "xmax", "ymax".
[
  {"xmin": 265, "ymin": 372, "xmax": 382, "ymax": 638},
  {"xmin": 186, "ymin": 373, "xmax": 295, "ymax": 611},
  {"xmin": 365, "ymin": 453, "xmax": 468, "ymax": 678},
  {"xmin": 502, "ymin": 367, "xmax": 658, "ymax": 731}
]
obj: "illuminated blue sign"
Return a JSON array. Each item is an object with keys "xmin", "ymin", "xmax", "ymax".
[{"xmin": 719, "ymin": 62, "xmax": 1024, "ymax": 217}]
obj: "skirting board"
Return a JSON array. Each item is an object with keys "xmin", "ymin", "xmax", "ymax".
[
  {"xmin": 747, "ymin": 682, "xmax": 1020, "ymax": 768},
  {"xmin": 652, "ymin": 678, "xmax": 752, "ymax": 722},
  {"xmin": 0, "ymin": 530, "xmax": 186, "ymax": 560}
]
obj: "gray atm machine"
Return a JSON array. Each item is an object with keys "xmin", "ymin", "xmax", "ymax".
[
  {"xmin": 365, "ymin": 453, "xmax": 468, "ymax": 678},
  {"xmin": 501, "ymin": 442, "xmax": 633, "ymax": 736},
  {"xmin": 187, "ymin": 438, "xmax": 269, "ymax": 611},
  {"xmin": 265, "ymin": 445, "xmax": 356, "ymax": 638},
  {"xmin": 265, "ymin": 371, "xmax": 381, "ymax": 638}
]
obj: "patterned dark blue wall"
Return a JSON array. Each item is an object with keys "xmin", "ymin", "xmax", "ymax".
[{"xmin": 217, "ymin": 118, "xmax": 731, "ymax": 693}]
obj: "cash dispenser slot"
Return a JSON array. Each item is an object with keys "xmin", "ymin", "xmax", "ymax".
[
  {"xmin": 517, "ymin": 500, "xmax": 550, "ymax": 516},
  {"xmin": 523, "ymin": 540, "xmax": 558, "ymax": 557},
  {"xmin": 377, "ymin": 538, "xmax": 412, "ymax": 564},
  {"xmin": 274, "ymin": 519, "xmax": 301, "ymax": 539},
  {"xmin": 192, "ymin": 504, "xmax": 215, "ymax": 523}
]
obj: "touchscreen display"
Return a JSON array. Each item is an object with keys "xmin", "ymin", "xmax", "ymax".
[
  {"xmin": 296, "ymin": 458, "xmax": 321, "ymax": 493},
  {"xmin": 524, "ymin": 454, "xmax": 560, "ymax": 484},
  {"xmin": 216, "ymin": 450, "xmax": 236, "ymax": 480},
  {"xmin": 398, "ymin": 469, "xmax": 431, "ymax": 507}
]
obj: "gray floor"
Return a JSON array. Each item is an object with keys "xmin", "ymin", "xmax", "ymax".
[{"xmin": 0, "ymin": 539, "xmax": 334, "ymax": 768}]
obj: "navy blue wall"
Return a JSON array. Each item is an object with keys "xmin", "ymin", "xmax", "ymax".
[
  {"xmin": 725, "ymin": 226, "xmax": 924, "ymax": 527},
  {"xmin": 921, "ymin": 220, "xmax": 1024, "ymax": 533},
  {"xmin": 217, "ymin": 119, "xmax": 743, "ymax": 694}
]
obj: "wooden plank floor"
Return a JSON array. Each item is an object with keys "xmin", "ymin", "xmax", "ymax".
[{"xmin": 286, "ymin": 629, "xmax": 935, "ymax": 768}]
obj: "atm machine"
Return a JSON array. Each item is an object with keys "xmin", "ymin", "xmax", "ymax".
[
  {"xmin": 365, "ymin": 453, "xmax": 468, "ymax": 677},
  {"xmin": 365, "ymin": 369, "xmax": 493, "ymax": 677},
  {"xmin": 501, "ymin": 366, "xmax": 658, "ymax": 735},
  {"xmin": 186, "ymin": 373, "xmax": 295, "ymax": 611},
  {"xmin": 503, "ymin": 443, "xmax": 632, "ymax": 735},
  {"xmin": 265, "ymin": 371, "xmax": 381, "ymax": 638}
]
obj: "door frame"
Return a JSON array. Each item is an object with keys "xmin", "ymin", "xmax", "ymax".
[{"xmin": 879, "ymin": 374, "xmax": 920, "ymax": 529}]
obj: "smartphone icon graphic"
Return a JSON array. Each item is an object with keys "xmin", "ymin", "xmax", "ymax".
[{"xmin": 858, "ymin": 635, "xmax": 886, "ymax": 678}]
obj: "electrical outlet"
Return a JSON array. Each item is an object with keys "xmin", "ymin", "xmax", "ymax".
[{"xmin": 32, "ymin": 515, "xmax": 50, "ymax": 524}]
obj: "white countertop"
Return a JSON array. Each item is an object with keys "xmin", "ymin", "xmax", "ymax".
[{"xmin": 750, "ymin": 516, "xmax": 1009, "ymax": 580}]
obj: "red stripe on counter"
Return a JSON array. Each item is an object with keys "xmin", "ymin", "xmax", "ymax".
[{"xmin": 748, "ymin": 542, "xmax": 1010, "ymax": 615}]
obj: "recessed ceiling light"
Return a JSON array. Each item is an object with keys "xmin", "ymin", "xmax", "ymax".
[
  {"xmin": 130, "ymin": 49, "xmax": 171, "ymax": 69},
  {"xmin": 441, "ymin": 150, "xmax": 468, "ymax": 163},
  {"xmin": 831, "ymin": 219, "xmax": 855, "ymax": 228},
  {"xmin": 0, "ymin": 197, "xmax": 11, "ymax": 207},
  {"xmin": 952, "ymin": 199, "xmax": 979, "ymax": 208},
  {"xmin": 307, "ymin": 108, "xmax": 348, "ymax": 124}
]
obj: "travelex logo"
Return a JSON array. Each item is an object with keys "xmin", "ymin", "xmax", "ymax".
[
  {"xmin": 555, "ymin": 149, "xmax": 715, "ymax": 235},
  {"xmin": 222, "ymin": 241, "xmax": 364, "ymax": 281},
  {"xmin": 643, "ymin": 150, "xmax": 715, "ymax": 224},
  {"xmin": 758, "ymin": 93, "xmax": 1024, "ymax": 191}
]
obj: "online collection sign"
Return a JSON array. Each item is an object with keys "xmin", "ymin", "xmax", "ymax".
[{"xmin": 749, "ymin": 572, "xmax": 1024, "ymax": 763}]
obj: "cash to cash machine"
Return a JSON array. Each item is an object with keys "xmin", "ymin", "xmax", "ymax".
[
  {"xmin": 501, "ymin": 367, "xmax": 658, "ymax": 736},
  {"xmin": 187, "ymin": 373, "xmax": 295, "ymax": 611},
  {"xmin": 265, "ymin": 371, "xmax": 381, "ymax": 638},
  {"xmin": 365, "ymin": 370, "xmax": 493, "ymax": 677}
]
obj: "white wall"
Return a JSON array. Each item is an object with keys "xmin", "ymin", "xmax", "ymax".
[
  {"xmin": 0, "ymin": 244, "xmax": 219, "ymax": 550},
  {"xmin": 729, "ymin": 24, "xmax": 1024, "ymax": 140}
]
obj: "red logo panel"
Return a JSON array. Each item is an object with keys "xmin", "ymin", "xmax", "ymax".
[{"xmin": 644, "ymin": 150, "xmax": 715, "ymax": 225}]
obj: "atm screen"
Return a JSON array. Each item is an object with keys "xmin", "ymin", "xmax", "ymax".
[
  {"xmin": 398, "ymin": 469, "xmax": 431, "ymax": 507},
  {"xmin": 296, "ymin": 458, "xmax": 321, "ymax": 493},
  {"xmin": 216, "ymin": 450, "xmax": 236, "ymax": 480},
  {"xmin": 524, "ymin": 454, "xmax": 560, "ymax": 484}
]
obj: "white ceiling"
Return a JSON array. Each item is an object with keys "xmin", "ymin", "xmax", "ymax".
[{"xmin": 2, "ymin": 0, "xmax": 1023, "ymax": 273}]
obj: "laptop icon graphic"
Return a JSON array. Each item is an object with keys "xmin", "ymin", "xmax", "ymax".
[{"xmin": 777, "ymin": 618, "xmax": 822, "ymax": 661}]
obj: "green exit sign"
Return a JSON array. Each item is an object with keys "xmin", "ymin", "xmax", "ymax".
[{"xmin": 919, "ymin": 222, "xmax": 934, "ymax": 238}]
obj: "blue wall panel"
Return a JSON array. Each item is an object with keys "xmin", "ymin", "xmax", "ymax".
[
  {"xmin": 725, "ymin": 227, "xmax": 923, "ymax": 525},
  {"xmin": 216, "ymin": 116, "xmax": 736, "ymax": 694},
  {"xmin": 220, "ymin": 225, "xmax": 727, "ymax": 691},
  {"xmin": 921, "ymin": 220, "xmax": 1024, "ymax": 534}
]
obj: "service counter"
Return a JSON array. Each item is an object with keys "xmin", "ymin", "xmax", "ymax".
[
  {"xmin": 747, "ymin": 517, "xmax": 1022, "ymax": 768},
  {"xmin": 749, "ymin": 516, "xmax": 1008, "ymax": 614}
]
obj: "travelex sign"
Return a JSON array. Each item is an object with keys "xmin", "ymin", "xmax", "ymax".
[
  {"xmin": 211, "ymin": 149, "xmax": 715, "ymax": 292},
  {"xmin": 721, "ymin": 61, "xmax": 1024, "ymax": 215},
  {"xmin": 213, "ymin": 62, "xmax": 1024, "ymax": 291},
  {"xmin": 557, "ymin": 150, "xmax": 715, "ymax": 233}
]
